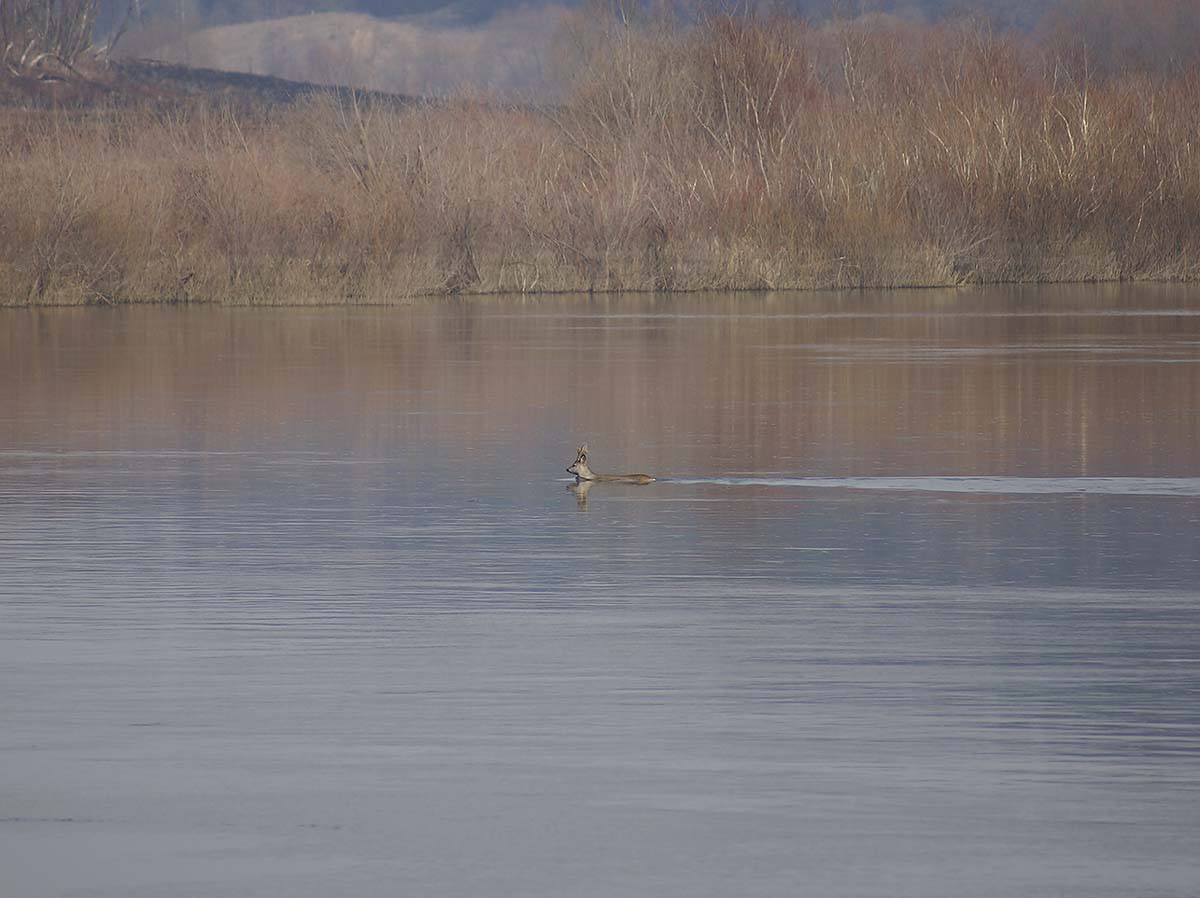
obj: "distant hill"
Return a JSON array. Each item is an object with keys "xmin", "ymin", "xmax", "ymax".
[
  {"xmin": 124, "ymin": 7, "xmax": 563, "ymax": 96},
  {"xmin": 113, "ymin": 0, "xmax": 1057, "ymax": 29},
  {"xmin": 0, "ymin": 53, "xmax": 414, "ymax": 108},
  {"xmin": 100, "ymin": 0, "xmax": 1199, "ymax": 100},
  {"xmin": 105, "ymin": 0, "xmax": 1056, "ymax": 101}
]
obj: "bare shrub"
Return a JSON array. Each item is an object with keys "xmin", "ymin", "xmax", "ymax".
[{"xmin": 3, "ymin": 4, "xmax": 1200, "ymax": 304}]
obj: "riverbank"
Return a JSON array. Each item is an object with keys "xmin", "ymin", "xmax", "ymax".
[{"xmin": 3, "ymin": 10, "xmax": 1199, "ymax": 306}]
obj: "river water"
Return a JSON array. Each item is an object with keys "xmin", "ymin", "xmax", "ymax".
[{"xmin": 2, "ymin": 285, "xmax": 1198, "ymax": 897}]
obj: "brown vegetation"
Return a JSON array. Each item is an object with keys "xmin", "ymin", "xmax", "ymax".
[{"xmin": 3, "ymin": 4, "xmax": 1200, "ymax": 305}]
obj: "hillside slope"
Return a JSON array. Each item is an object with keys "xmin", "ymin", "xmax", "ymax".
[{"xmin": 137, "ymin": 8, "xmax": 562, "ymax": 96}]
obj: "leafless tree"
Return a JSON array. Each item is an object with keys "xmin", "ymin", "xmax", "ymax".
[{"xmin": 1, "ymin": 0, "xmax": 101, "ymax": 72}]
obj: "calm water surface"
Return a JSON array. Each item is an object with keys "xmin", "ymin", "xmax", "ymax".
[{"xmin": 2, "ymin": 285, "xmax": 1199, "ymax": 897}]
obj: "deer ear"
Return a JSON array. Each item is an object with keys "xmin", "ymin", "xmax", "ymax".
[{"xmin": 579, "ymin": 444, "xmax": 588, "ymax": 457}]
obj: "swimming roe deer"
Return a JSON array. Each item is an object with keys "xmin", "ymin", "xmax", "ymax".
[{"xmin": 566, "ymin": 445, "xmax": 655, "ymax": 485}]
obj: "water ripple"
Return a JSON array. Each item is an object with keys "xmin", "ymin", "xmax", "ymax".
[{"xmin": 668, "ymin": 476, "xmax": 1200, "ymax": 496}]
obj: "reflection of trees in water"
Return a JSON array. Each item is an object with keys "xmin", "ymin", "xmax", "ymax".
[{"xmin": 2, "ymin": 286, "xmax": 1198, "ymax": 480}]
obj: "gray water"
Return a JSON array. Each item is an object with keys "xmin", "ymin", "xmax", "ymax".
[{"xmin": 2, "ymin": 284, "xmax": 1199, "ymax": 898}]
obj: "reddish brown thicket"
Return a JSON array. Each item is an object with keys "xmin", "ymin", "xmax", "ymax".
[{"xmin": 2, "ymin": 5, "xmax": 1199, "ymax": 304}]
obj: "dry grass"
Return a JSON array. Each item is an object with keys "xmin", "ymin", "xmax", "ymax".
[{"xmin": 3, "ymin": 7, "xmax": 1200, "ymax": 305}]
